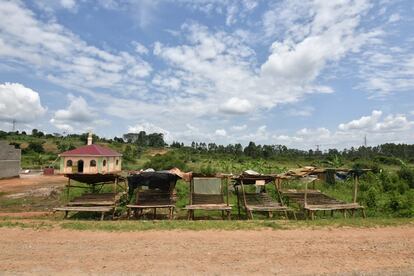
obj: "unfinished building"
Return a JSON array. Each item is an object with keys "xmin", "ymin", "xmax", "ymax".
[{"xmin": 0, "ymin": 140, "xmax": 21, "ymax": 179}]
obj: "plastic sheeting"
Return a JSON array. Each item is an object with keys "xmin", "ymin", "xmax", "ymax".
[{"xmin": 193, "ymin": 177, "xmax": 222, "ymax": 194}]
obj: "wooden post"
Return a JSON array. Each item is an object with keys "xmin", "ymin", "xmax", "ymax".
[
  {"xmin": 114, "ymin": 176, "xmax": 118, "ymax": 193},
  {"xmin": 226, "ymin": 176, "xmax": 230, "ymax": 207},
  {"xmin": 66, "ymin": 178, "xmax": 71, "ymax": 201},
  {"xmin": 353, "ymin": 173, "xmax": 359, "ymax": 203},
  {"xmin": 236, "ymin": 186, "xmax": 241, "ymax": 219},
  {"xmin": 304, "ymin": 181, "xmax": 308, "ymax": 208},
  {"xmin": 240, "ymin": 179, "xmax": 249, "ymax": 219},
  {"xmin": 274, "ymin": 178, "xmax": 285, "ymax": 206}
]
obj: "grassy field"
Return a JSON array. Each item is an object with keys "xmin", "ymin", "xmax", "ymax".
[{"xmin": 0, "ymin": 216, "xmax": 412, "ymax": 232}]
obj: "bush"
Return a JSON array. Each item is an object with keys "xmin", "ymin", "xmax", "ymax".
[
  {"xmin": 144, "ymin": 152, "xmax": 188, "ymax": 171},
  {"xmin": 397, "ymin": 167, "xmax": 414, "ymax": 189},
  {"xmin": 25, "ymin": 141, "xmax": 45, "ymax": 153}
]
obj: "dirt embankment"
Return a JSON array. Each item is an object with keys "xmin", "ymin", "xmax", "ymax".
[{"xmin": 0, "ymin": 226, "xmax": 413, "ymax": 275}]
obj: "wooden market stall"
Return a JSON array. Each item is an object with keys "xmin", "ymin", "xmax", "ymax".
[
  {"xmin": 233, "ymin": 172, "xmax": 294, "ymax": 220},
  {"xmin": 184, "ymin": 175, "xmax": 232, "ymax": 220},
  {"xmin": 279, "ymin": 167, "xmax": 368, "ymax": 219}
]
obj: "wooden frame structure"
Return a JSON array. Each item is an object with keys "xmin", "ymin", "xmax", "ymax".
[
  {"xmin": 126, "ymin": 172, "xmax": 179, "ymax": 220},
  {"xmin": 280, "ymin": 169, "xmax": 367, "ymax": 220},
  {"xmin": 184, "ymin": 176, "xmax": 232, "ymax": 220},
  {"xmin": 127, "ymin": 190, "xmax": 175, "ymax": 220},
  {"xmin": 53, "ymin": 173, "xmax": 126, "ymax": 220},
  {"xmin": 234, "ymin": 174, "xmax": 294, "ymax": 220}
]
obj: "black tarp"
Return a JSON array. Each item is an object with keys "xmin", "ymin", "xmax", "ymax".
[{"xmin": 127, "ymin": 172, "xmax": 180, "ymax": 197}]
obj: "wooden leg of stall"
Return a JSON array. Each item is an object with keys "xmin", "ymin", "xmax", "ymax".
[{"xmin": 66, "ymin": 178, "xmax": 71, "ymax": 201}]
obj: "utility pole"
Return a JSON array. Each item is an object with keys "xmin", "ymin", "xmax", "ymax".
[
  {"xmin": 364, "ymin": 135, "xmax": 367, "ymax": 147},
  {"xmin": 12, "ymin": 119, "xmax": 16, "ymax": 132}
]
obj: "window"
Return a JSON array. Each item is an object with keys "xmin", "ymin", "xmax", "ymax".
[
  {"xmin": 103, "ymin": 160, "xmax": 107, "ymax": 166},
  {"xmin": 116, "ymin": 159, "xmax": 119, "ymax": 166},
  {"xmin": 90, "ymin": 160, "xmax": 96, "ymax": 167},
  {"xmin": 66, "ymin": 160, "xmax": 72, "ymax": 167}
]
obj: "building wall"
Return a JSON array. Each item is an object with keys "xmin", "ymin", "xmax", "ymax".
[
  {"xmin": 60, "ymin": 156, "xmax": 122, "ymax": 174},
  {"xmin": 0, "ymin": 141, "xmax": 21, "ymax": 179}
]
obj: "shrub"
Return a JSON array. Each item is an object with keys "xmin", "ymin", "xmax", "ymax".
[
  {"xmin": 25, "ymin": 141, "xmax": 45, "ymax": 153},
  {"xmin": 397, "ymin": 167, "xmax": 414, "ymax": 189},
  {"xmin": 144, "ymin": 152, "xmax": 188, "ymax": 171}
]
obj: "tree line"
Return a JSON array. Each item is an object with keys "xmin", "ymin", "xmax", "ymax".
[{"xmin": 1, "ymin": 129, "xmax": 414, "ymax": 163}]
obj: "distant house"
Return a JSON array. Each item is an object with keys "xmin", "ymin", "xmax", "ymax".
[
  {"xmin": 0, "ymin": 141, "xmax": 21, "ymax": 179},
  {"xmin": 59, "ymin": 133, "xmax": 122, "ymax": 174}
]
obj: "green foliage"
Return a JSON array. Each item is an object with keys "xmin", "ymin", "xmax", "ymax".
[
  {"xmin": 144, "ymin": 152, "xmax": 188, "ymax": 171},
  {"xmin": 25, "ymin": 141, "xmax": 45, "ymax": 153},
  {"xmin": 397, "ymin": 167, "xmax": 414, "ymax": 189},
  {"xmin": 56, "ymin": 141, "xmax": 75, "ymax": 152}
]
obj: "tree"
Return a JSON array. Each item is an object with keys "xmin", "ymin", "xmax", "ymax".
[
  {"xmin": 26, "ymin": 141, "xmax": 45, "ymax": 153},
  {"xmin": 31, "ymin": 129, "xmax": 44, "ymax": 137}
]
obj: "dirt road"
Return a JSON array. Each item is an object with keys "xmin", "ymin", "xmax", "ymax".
[{"xmin": 0, "ymin": 226, "xmax": 413, "ymax": 275}]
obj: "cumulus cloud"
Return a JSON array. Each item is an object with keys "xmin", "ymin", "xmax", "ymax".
[
  {"xmin": 50, "ymin": 95, "xmax": 103, "ymax": 132},
  {"xmin": 338, "ymin": 110, "xmax": 383, "ymax": 131},
  {"xmin": 231, "ymin": 124, "xmax": 247, "ymax": 131},
  {"xmin": 215, "ymin": 129, "xmax": 227, "ymax": 136},
  {"xmin": 0, "ymin": 82, "xmax": 46, "ymax": 123},
  {"xmin": 220, "ymin": 97, "xmax": 252, "ymax": 114},
  {"xmin": 0, "ymin": 1, "xmax": 152, "ymax": 96},
  {"xmin": 338, "ymin": 110, "xmax": 413, "ymax": 133}
]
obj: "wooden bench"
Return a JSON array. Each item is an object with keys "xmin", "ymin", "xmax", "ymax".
[
  {"xmin": 53, "ymin": 206, "xmax": 114, "ymax": 221},
  {"xmin": 126, "ymin": 190, "xmax": 175, "ymax": 219},
  {"xmin": 237, "ymin": 191, "xmax": 293, "ymax": 219},
  {"xmin": 54, "ymin": 192, "xmax": 121, "ymax": 220},
  {"xmin": 282, "ymin": 189, "xmax": 365, "ymax": 219}
]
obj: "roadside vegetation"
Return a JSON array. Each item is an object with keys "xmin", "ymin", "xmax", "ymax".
[{"xmin": 0, "ymin": 129, "xmax": 413, "ymax": 225}]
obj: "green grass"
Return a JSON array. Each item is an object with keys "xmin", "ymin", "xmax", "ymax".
[
  {"xmin": 0, "ymin": 217, "xmax": 411, "ymax": 232},
  {"xmin": 0, "ymin": 220, "xmax": 53, "ymax": 230}
]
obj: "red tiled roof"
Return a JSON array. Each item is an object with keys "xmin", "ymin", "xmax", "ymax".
[{"xmin": 59, "ymin": 144, "xmax": 122, "ymax": 157}]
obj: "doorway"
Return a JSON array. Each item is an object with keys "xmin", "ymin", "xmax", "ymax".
[{"xmin": 77, "ymin": 160, "xmax": 84, "ymax": 173}]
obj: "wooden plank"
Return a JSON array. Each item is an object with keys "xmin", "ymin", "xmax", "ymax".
[
  {"xmin": 127, "ymin": 204, "xmax": 175, "ymax": 208},
  {"xmin": 184, "ymin": 204, "xmax": 232, "ymax": 210},
  {"xmin": 67, "ymin": 201, "xmax": 116, "ymax": 206},
  {"xmin": 246, "ymin": 206, "xmax": 288, "ymax": 211},
  {"xmin": 54, "ymin": 206, "xmax": 113, "ymax": 212}
]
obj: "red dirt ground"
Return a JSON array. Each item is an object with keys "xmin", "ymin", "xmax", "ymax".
[
  {"xmin": 0, "ymin": 226, "xmax": 413, "ymax": 275},
  {"xmin": 0, "ymin": 175, "xmax": 67, "ymax": 194}
]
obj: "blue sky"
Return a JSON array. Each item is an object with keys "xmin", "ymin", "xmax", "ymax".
[{"xmin": 0, "ymin": 0, "xmax": 413, "ymax": 150}]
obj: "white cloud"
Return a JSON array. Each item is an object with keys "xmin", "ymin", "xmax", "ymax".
[
  {"xmin": 231, "ymin": 124, "xmax": 247, "ymax": 131},
  {"xmin": 50, "ymin": 95, "xmax": 103, "ymax": 132},
  {"xmin": 128, "ymin": 122, "xmax": 174, "ymax": 143},
  {"xmin": 220, "ymin": 97, "xmax": 252, "ymax": 114},
  {"xmin": 215, "ymin": 129, "xmax": 227, "ymax": 136},
  {"xmin": 150, "ymin": 1, "xmax": 378, "ymax": 121},
  {"xmin": 0, "ymin": 1, "xmax": 152, "ymax": 96},
  {"xmin": 286, "ymin": 106, "xmax": 314, "ymax": 117},
  {"xmin": 60, "ymin": 0, "xmax": 76, "ymax": 10},
  {"xmin": 388, "ymin": 13, "xmax": 401, "ymax": 23},
  {"xmin": 0, "ymin": 82, "xmax": 46, "ymax": 123},
  {"xmin": 177, "ymin": 0, "xmax": 259, "ymax": 26},
  {"xmin": 338, "ymin": 110, "xmax": 383, "ymax": 131},
  {"xmin": 133, "ymin": 42, "xmax": 149, "ymax": 55}
]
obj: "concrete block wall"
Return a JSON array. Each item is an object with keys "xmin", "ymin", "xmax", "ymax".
[{"xmin": 0, "ymin": 140, "xmax": 21, "ymax": 179}]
